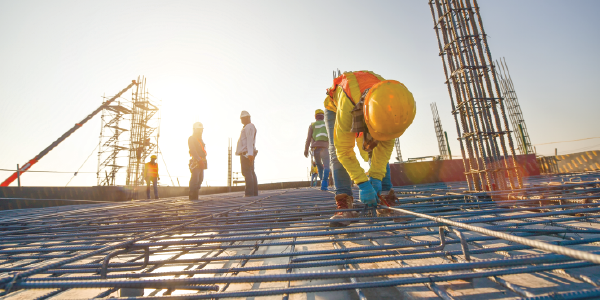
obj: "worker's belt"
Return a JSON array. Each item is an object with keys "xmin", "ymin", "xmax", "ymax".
[{"xmin": 241, "ymin": 150, "xmax": 258, "ymax": 156}]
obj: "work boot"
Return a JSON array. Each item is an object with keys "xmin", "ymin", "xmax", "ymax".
[
  {"xmin": 346, "ymin": 196, "xmax": 360, "ymax": 221},
  {"xmin": 329, "ymin": 194, "xmax": 353, "ymax": 227},
  {"xmin": 377, "ymin": 190, "xmax": 414, "ymax": 223},
  {"xmin": 189, "ymin": 189, "xmax": 198, "ymax": 200}
]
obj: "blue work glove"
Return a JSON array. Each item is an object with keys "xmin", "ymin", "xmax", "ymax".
[
  {"xmin": 369, "ymin": 177, "xmax": 382, "ymax": 196},
  {"xmin": 358, "ymin": 181, "xmax": 378, "ymax": 207}
]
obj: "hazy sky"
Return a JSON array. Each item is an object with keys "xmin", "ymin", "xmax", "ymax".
[{"xmin": 1, "ymin": 0, "xmax": 599, "ymax": 187}]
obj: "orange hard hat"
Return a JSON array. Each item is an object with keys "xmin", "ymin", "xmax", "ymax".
[{"xmin": 364, "ymin": 80, "xmax": 416, "ymax": 141}]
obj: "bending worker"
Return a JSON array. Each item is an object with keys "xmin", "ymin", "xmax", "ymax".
[
  {"xmin": 189, "ymin": 122, "xmax": 207, "ymax": 200},
  {"xmin": 324, "ymin": 70, "xmax": 416, "ymax": 227},
  {"xmin": 143, "ymin": 155, "xmax": 159, "ymax": 199},
  {"xmin": 304, "ymin": 109, "xmax": 330, "ymax": 190}
]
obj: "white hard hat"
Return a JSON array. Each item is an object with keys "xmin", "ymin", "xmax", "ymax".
[
  {"xmin": 193, "ymin": 122, "xmax": 204, "ymax": 129},
  {"xmin": 240, "ymin": 111, "xmax": 251, "ymax": 118}
]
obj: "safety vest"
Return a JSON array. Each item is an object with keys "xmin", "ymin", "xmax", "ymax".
[
  {"xmin": 145, "ymin": 162, "xmax": 158, "ymax": 178},
  {"xmin": 325, "ymin": 71, "xmax": 385, "ymax": 110},
  {"xmin": 311, "ymin": 120, "xmax": 328, "ymax": 142}
]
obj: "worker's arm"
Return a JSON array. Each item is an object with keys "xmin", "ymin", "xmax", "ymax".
[
  {"xmin": 245, "ymin": 125, "xmax": 255, "ymax": 157},
  {"xmin": 304, "ymin": 124, "xmax": 313, "ymax": 157},
  {"xmin": 333, "ymin": 88, "xmax": 369, "ymax": 184},
  {"xmin": 143, "ymin": 164, "xmax": 147, "ymax": 179},
  {"xmin": 368, "ymin": 138, "xmax": 394, "ymax": 180}
]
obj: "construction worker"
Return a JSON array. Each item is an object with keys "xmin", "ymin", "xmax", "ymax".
[
  {"xmin": 143, "ymin": 155, "xmax": 159, "ymax": 199},
  {"xmin": 304, "ymin": 109, "xmax": 330, "ymax": 190},
  {"xmin": 235, "ymin": 110, "xmax": 258, "ymax": 197},
  {"xmin": 324, "ymin": 71, "xmax": 416, "ymax": 227},
  {"xmin": 189, "ymin": 122, "xmax": 207, "ymax": 200},
  {"xmin": 310, "ymin": 161, "xmax": 319, "ymax": 187}
]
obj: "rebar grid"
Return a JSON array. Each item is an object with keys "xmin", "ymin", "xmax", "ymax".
[
  {"xmin": 0, "ymin": 172, "xmax": 599, "ymax": 299},
  {"xmin": 430, "ymin": 0, "xmax": 522, "ymax": 192}
]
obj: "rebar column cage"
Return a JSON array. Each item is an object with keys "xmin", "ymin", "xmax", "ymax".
[
  {"xmin": 97, "ymin": 99, "xmax": 132, "ymax": 186},
  {"xmin": 496, "ymin": 57, "xmax": 534, "ymax": 155},
  {"xmin": 431, "ymin": 102, "xmax": 449, "ymax": 159},
  {"xmin": 394, "ymin": 138, "xmax": 403, "ymax": 163},
  {"xmin": 125, "ymin": 76, "xmax": 160, "ymax": 187},
  {"xmin": 429, "ymin": 0, "xmax": 522, "ymax": 192}
]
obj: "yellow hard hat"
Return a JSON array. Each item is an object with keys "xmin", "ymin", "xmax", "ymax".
[
  {"xmin": 364, "ymin": 80, "xmax": 416, "ymax": 141},
  {"xmin": 315, "ymin": 109, "xmax": 324, "ymax": 115},
  {"xmin": 151, "ymin": 155, "xmax": 157, "ymax": 159}
]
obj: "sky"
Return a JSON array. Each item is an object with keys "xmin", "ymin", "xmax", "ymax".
[{"xmin": 0, "ymin": 0, "xmax": 599, "ymax": 187}]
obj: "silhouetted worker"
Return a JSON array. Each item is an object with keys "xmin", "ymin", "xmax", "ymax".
[
  {"xmin": 143, "ymin": 155, "xmax": 159, "ymax": 199},
  {"xmin": 236, "ymin": 110, "xmax": 258, "ymax": 197},
  {"xmin": 189, "ymin": 122, "xmax": 207, "ymax": 200},
  {"xmin": 304, "ymin": 109, "xmax": 330, "ymax": 190}
]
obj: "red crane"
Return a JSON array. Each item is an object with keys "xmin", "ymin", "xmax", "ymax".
[{"xmin": 1, "ymin": 80, "xmax": 138, "ymax": 187}]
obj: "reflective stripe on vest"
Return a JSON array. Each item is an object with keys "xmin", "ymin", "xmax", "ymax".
[
  {"xmin": 312, "ymin": 120, "xmax": 328, "ymax": 142},
  {"xmin": 145, "ymin": 162, "xmax": 158, "ymax": 178}
]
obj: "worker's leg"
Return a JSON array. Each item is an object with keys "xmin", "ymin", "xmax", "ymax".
[
  {"xmin": 189, "ymin": 168, "xmax": 200, "ymax": 200},
  {"xmin": 198, "ymin": 169, "xmax": 204, "ymax": 192},
  {"xmin": 252, "ymin": 160, "xmax": 258, "ymax": 196},
  {"xmin": 240, "ymin": 156, "xmax": 255, "ymax": 197},
  {"xmin": 152, "ymin": 178, "xmax": 159, "ymax": 199},
  {"xmin": 146, "ymin": 182, "xmax": 151, "ymax": 199},
  {"xmin": 381, "ymin": 163, "xmax": 392, "ymax": 192},
  {"xmin": 313, "ymin": 149, "xmax": 324, "ymax": 180},
  {"xmin": 324, "ymin": 110, "xmax": 352, "ymax": 196}
]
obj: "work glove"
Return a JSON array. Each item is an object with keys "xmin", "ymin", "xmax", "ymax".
[
  {"xmin": 369, "ymin": 177, "xmax": 382, "ymax": 196},
  {"xmin": 358, "ymin": 181, "xmax": 378, "ymax": 207}
]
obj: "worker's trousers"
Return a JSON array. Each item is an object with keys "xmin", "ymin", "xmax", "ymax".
[
  {"xmin": 324, "ymin": 110, "xmax": 353, "ymax": 196},
  {"xmin": 312, "ymin": 147, "xmax": 330, "ymax": 180},
  {"xmin": 311, "ymin": 173, "xmax": 318, "ymax": 187},
  {"xmin": 189, "ymin": 168, "xmax": 204, "ymax": 199},
  {"xmin": 241, "ymin": 156, "xmax": 258, "ymax": 197},
  {"xmin": 146, "ymin": 178, "xmax": 158, "ymax": 199}
]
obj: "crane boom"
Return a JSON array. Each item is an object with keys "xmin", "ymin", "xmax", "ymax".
[{"xmin": 1, "ymin": 80, "xmax": 138, "ymax": 187}]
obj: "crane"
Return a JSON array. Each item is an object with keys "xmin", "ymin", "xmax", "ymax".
[{"xmin": 1, "ymin": 80, "xmax": 138, "ymax": 187}]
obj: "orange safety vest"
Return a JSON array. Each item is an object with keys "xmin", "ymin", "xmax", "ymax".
[
  {"xmin": 326, "ymin": 71, "xmax": 385, "ymax": 107},
  {"xmin": 145, "ymin": 162, "xmax": 158, "ymax": 178}
]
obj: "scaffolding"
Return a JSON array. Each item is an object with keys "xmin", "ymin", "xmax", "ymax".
[
  {"xmin": 431, "ymin": 102, "xmax": 449, "ymax": 159},
  {"xmin": 125, "ymin": 76, "xmax": 160, "ymax": 187},
  {"xmin": 496, "ymin": 57, "xmax": 534, "ymax": 155},
  {"xmin": 430, "ymin": 0, "xmax": 522, "ymax": 192},
  {"xmin": 96, "ymin": 99, "xmax": 132, "ymax": 186}
]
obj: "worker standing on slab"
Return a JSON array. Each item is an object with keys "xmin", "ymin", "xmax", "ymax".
[
  {"xmin": 188, "ymin": 122, "xmax": 207, "ymax": 200},
  {"xmin": 236, "ymin": 110, "xmax": 258, "ymax": 197},
  {"xmin": 310, "ymin": 161, "xmax": 319, "ymax": 187},
  {"xmin": 304, "ymin": 109, "xmax": 330, "ymax": 190},
  {"xmin": 143, "ymin": 155, "xmax": 159, "ymax": 199},
  {"xmin": 324, "ymin": 71, "xmax": 416, "ymax": 227}
]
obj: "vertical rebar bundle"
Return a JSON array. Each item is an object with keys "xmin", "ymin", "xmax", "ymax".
[
  {"xmin": 431, "ymin": 102, "xmax": 449, "ymax": 159},
  {"xmin": 496, "ymin": 57, "xmax": 534, "ymax": 155},
  {"xmin": 125, "ymin": 77, "xmax": 160, "ymax": 187},
  {"xmin": 429, "ymin": 0, "xmax": 522, "ymax": 192},
  {"xmin": 394, "ymin": 138, "xmax": 403, "ymax": 163},
  {"xmin": 228, "ymin": 138, "xmax": 232, "ymax": 191}
]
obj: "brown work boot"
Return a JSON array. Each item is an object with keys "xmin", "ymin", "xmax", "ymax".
[
  {"xmin": 330, "ymin": 194, "xmax": 353, "ymax": 227},
  {"xmin": 346, "ymin": 195, "xmax": 360, "ymax": 222},
  {"xmin": 378, "ymin": 191, "xmax": 414, "ymax": 224}
]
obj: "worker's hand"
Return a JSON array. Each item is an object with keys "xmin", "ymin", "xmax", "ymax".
[
  {"xmin": 304, "ymin": 150, "xmax": 308, "ymax": 158},
  {"xmin": 158, "ymin": 177, "xmax": 160, "ymax": 181},
  {"xmin": 358, "ymin": 181, "xmax": 378, "ymax": 207},
  {"xmin": 369, "ymin": 177, "xmax": 382, "ymax": 196},
  {"xmin": 247, "ymin": 155, "xmax": 255, "ymax": 162}
]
